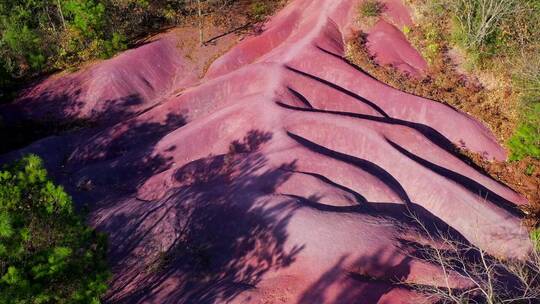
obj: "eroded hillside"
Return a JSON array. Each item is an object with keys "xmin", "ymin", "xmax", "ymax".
[{"xmin": 0, "ymin": 0, "xmax": 536, "ymax": 303}]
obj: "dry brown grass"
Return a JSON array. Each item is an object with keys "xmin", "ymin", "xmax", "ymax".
[
  {"xmin": 461, "ymin": 150, "xmax": 540, "ymax": 228},
  {"xmin": 346, "ymin": 31, "xmax": 518, "ymax": 144}
]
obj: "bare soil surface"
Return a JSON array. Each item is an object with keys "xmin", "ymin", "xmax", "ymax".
[{"xmin": 0, "ymin": 0, "xmax": 536, "ymax": 303}]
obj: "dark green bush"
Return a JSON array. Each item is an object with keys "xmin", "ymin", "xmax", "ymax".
[
  {"xmin": 0, "ymin": 155, "xmax": 110, "ymax": 303},
  {"xmin": 0, "ymin": 0, "xmax": 127, "ymax": 95}
]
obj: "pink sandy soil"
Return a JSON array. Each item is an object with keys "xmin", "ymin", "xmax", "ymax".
[
  {"xmin": 0, "ymin": 0, "xmax": 533, "ymax": 303},
  {"xmin": 365, "ymin": 0, "xmax": 428, "ymax": 77},
  {"xmin": 366, "ymin": 19, "xmax": 428, "ymax": 77}
]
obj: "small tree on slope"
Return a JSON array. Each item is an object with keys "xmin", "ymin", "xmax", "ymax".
[{"xmin": 0, "ymin": 154, "xmax": 110, "ymax": 304}]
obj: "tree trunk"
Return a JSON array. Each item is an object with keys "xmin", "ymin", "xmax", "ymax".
[
  {"xmin": 56, "ymin": 0, "xmax": 66, "ymax": 29},
  {"xmin": 197, "ymin": 0, "xmax": 204, "ymax": 45}
]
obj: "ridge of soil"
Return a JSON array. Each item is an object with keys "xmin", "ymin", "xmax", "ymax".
[{"xmin": 346, "ymin": 30, "xmax": 540, "ymax": 228}]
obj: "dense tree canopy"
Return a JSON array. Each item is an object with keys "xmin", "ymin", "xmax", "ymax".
[
  {"xmin": 0, "ymin": 0, "xmax": 276, "ymax": 98},
  {"xmin": 0, "ymin": 0, "xmax": 127, "ymax": 92},
  {"xmin": 0, "ymin": 155, "xmax": 109, "ymax": 303},
  {"xmin": 0, "ymin": 0, "xmax": 192, "ymax": 94}
]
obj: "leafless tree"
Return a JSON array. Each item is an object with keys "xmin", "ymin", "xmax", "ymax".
[
  {"xmin": 407, "ymin": 212, "xmax": 540, "ymax": 303},
  {"xmin": 453, "ymin": 0, "xmax": 517, "ymax": 49}
]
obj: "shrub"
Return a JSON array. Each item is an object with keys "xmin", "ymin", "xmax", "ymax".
[
  {"xmin": 0, "ymin": 155, "xmax": 110, "ymax": 303},
  {"xmin": 452, "ymin": 0, "xmax": 517, "ymax": 52},
  {"xmin": 359, "ymin": 0, "xmax": 385, "ymax": 17},
  {"xmin": 100, "ymin": 33, "xmax": 128, "ymax": 59},
  {"xmin": 250, "ymin": 2, "xmax": 270, "ymax": 20}
]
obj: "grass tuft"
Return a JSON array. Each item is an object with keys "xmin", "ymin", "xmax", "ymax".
[
  {"xmin": 532, "ymin": 228, "xmax": 540, "ymax": 251},
  {"xmin": 359, "ymin": 0, "xmax": 385, "ymax": 17}
]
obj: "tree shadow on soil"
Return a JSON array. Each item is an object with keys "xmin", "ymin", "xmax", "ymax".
[
  {"xmin": 99, "ymin": 130, "xmax": 304, "ymax": 304},
  {"xmin": 298, "ymin": 253, "xmax": 413, "ymax": 304},
  {"xmin": 0, "ymin": 91, "xmax": 163, "ymax": 157}
]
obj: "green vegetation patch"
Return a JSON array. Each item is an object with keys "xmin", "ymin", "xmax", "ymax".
[
  {"xmin": 449, "ymin": 0, "xmax": 540, "ymax": 160},
  {"xmin": 508, "ymin": 103, "xmax": 540, "ymax": 161},
  {"xmin": 532, "ymin": 228, "xmax": 540, "ymax": 252},
  {"xmin": 0, "ymin": 155, "xmax": 110, "ymax": 303},
  {"xmin": 0, "ymin": 0, "xmax": 128, "ymax": 94},
  {"xmin": 359, "ymin": 0, "xmax": 385, "ymax": 17},
  {"xmin": 532, "ymin": 228, "xmax": 540, "ymax": 251},
  {"xmin": 250, "ymin": 1, "xmax": 271, "ymax": 21},
  {"xmin": 409, "ymin": 0, "xmax": 540, "ymax": 160}
]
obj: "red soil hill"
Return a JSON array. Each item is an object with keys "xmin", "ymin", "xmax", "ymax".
[{"xmin": 0, "ymin": 0, "xmax": 532, "ymax": 303}]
